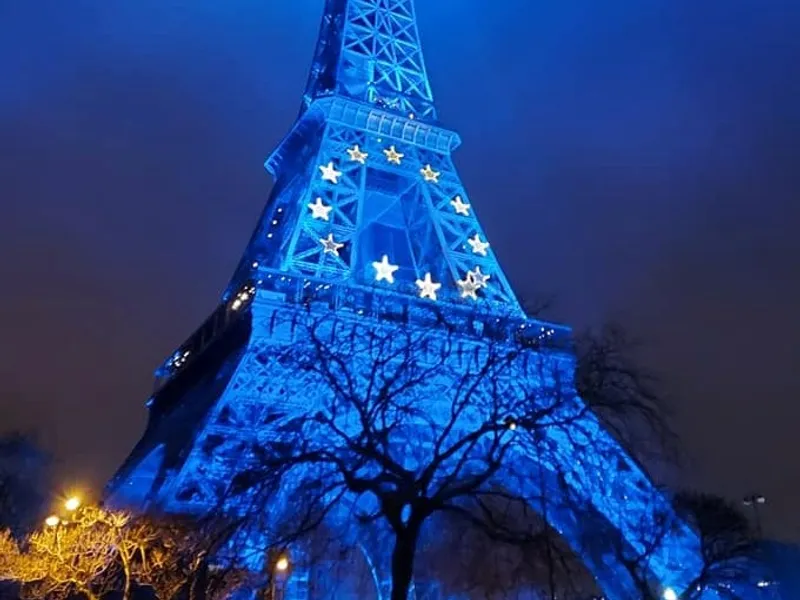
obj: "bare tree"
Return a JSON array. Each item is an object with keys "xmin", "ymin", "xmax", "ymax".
[
  {"xmin": 574, "ymin": 323, "xmax": 676, "ymax": 466},
  {"xmin": 226, "ymin": 311, "xmax": 670, "ymax": 600},
  {"xmin": 675, "ymin": 492, "xmax": 764, "ymax": 599}
]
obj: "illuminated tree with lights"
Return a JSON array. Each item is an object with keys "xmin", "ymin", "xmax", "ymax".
[
  {"xmin": 0, "ymin": 499, "xmax": 248, "ymax": 600},
  {"xmin": 13, "ymin": 507, "xmax": 120, "ymax": 600}
]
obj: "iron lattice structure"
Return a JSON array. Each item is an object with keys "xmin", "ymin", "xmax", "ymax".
[{"xmin": 108, "ymin": 1, "xmax": 715, "ymax": 598}]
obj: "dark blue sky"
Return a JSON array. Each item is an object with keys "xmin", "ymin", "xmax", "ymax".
[{"xmin": 1, "ymin": 1, "xmax": 799, "ymax": 539}]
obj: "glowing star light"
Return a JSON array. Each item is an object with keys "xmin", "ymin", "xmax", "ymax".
[
  {"xmin": 319, "ymin": 162, "xmax": 342, "ymax": 184},
  {"xmin": 416, "ymin": 273, "xmax": 441, "ymax": 301},
  {"xmin": 347, "ymin": 145, "xmax": 369, "ymax": 164},
  {"xmin": 383, "ymin": 146, "xmax": 404, "ymax": 165},
  {"xmin": 308, "ymin": 197, "xmax": 333, "ymax": 221},
  {"xmin": 467, "ymin": 233, "xmax": 490, "ymax": 256},
  {"xmin": 468, "ymin": 266, "xmax": 491, "ymax": 288},
  {"xmin": 320, "ymin": 233, "xmax": 344, "ymax": 256},
  {"xmin": 450, "ymin": 195, "xmax": 471, "ymax": 216},
  {"xmin": 420, "ymin": 164, "xmax": 440, "ymax": 183},
  {"xmin": 457, "ymin": 275, "xmax": 480, "ymax": 300},
  {"xmin": 372, "ymin": 255, "xmax": 399, "ymax": 284}
]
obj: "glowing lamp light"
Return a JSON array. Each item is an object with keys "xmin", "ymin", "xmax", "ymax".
[
  {"xmin": 65, "ymin": 496, "xmax": 81, "ymax": 512},
  {"xmin": 45, "ymin": 515, "xmax": 60, "ymax": 527},
  {"xmin": 275, "ymin": 556, "xmax": 290, "ymax": 572},
  {"xmin": 662, "ymin": 588, "xmax": 678, "ymax": 600}
]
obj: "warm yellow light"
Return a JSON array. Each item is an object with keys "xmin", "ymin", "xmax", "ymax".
[
  {"xmin": 64, "ymin": 497, "xmax": 81, "ymax": 512},
  {"xmin": 275, "ymin": 556, "xmax": 289, "ymax": 572},
  {"xmin": 45, "ymin": 515, "xmax": 60, "ymax": 527}
]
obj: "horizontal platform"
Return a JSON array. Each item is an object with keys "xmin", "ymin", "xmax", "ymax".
[
  {"xmin": 154, "ymin": 268, "xmax": 573, "ymax": 391},
  {"xmin": 267, "ymin": 96, "xmax": 460, "ymax": 176}
]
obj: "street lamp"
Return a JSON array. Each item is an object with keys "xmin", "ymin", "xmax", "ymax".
[
  {"xmin": 267, "ymin": 552, "xmax": 290, "ymax": 600},
  {"xmin": 663, "ymin": 588, "xmax": 678, "ymax": 600},
  {"xmin": 64, "ymin": 496, "xmax": 81, "ymax": 512},
  {"xmin": 44, "ymin": 515, "xmax": 60, "ymax": 528},
  {"xmin": 275, "ymin": 555, "xmax": 289, "ymax": 573}
]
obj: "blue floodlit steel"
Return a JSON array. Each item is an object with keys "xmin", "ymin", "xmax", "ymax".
[{"xmin": 106, "ymin": 1, "xmax": 725, "ymax": 598}]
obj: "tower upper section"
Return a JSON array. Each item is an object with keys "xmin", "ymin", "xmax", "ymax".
[{"xmin": 302, "ymin": 0, "xmax": 436, "ymax": 121}]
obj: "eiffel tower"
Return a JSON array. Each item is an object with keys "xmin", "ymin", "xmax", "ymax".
[{"xmin": 108, "ymin": 2, "xmax": 708, "ymax": 598}]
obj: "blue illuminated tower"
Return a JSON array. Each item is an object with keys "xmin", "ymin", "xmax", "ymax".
[{"xmin": 108, "ymin": 2, "xmax": 711, "ymax": 598}]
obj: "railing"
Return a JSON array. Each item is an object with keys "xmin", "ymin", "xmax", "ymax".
[{"xmin": 154, "ymin": 267, "xmax": 574, "ymax": 389}]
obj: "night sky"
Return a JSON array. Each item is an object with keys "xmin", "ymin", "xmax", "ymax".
[{"xmin": 1, "ymin": 1, "xmax": 799, "ymax": 539}]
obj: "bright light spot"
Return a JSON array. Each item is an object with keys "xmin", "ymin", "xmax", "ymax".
[
  {"xmin": 757, "ymin": 581, "xmax": 771, "ymax": 588},
  {"xmin": 64, "ymin": 497, "xmax": 81, "ymax": 512},
  {"xmin": 45, "ymin": 515, "xmax": 60, "ymax": 527},
  {"xmin": 663, "ymin": 588, "xmax": 678, "ymax": 600},
  {"xmin": 275, "ymin": 556, "xmax": 289, "ymax": 572}
]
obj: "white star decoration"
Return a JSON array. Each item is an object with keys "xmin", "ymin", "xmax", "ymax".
[
  {"xmin": 319, "ymin": 234, "xmax": 344, "ymax": 256},
  {"xmin": 468, "ymin": 234, "xmax": 490, "ymax": 256},
  {"xmin": 347, "ymin": 145, "xmax": 369, "ymax": 164},
  {"xmin": 469, "ymin": 266, "xmax": 491, "ymax": 288},
  {"xmin": 308, "ymin": 197, "xmax": 333, "ymax": 221},
  {"xmin": 372, "ymin": 255, "xmax": 399, "ymax": 284},
  {"xmin": 457, "ymin": 267, "xmax": 491, "ymax": 300},
  {"xmin": 416, "ymin": 273, "xmax": 442, "ymax": 301},
  {"xmin": 450, "ymin": 195, "xmax": 471, "ymax": 216},
  {"xmin": 457, "ymin": 275, "xmax": 480, "ymax": 300},
  {"xmin": 384, "ymin": 146, "xmax": 404, "ymax": 165},
  {"xmin": 420, "ymin": 164, "xmax": 440, "ymax": 183},
  {"xmin": 319, "ymin": 162, "xmax": 342, "ymax": 184}
]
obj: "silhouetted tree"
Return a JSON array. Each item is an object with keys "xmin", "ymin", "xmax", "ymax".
[
  {"xmin": 675, "ymin": 492, "xmax": 763, "ymax": 599},
  {"xmin": 226, "ymin": 311, "xmax": 673, "ymax": 600}
]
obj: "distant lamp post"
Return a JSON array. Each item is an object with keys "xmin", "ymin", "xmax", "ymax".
[
  {"xmin": 64, "ymin": 496, "xmax": 81, "ymax": 512},
  {"xmin": 275, "ymin": 555, "xmax": 289, "ymax": 573},
  {"xmin": 742, "ymin": 493, "xmax": 766, "ymax": 537},
  {"xmin": 266, "ymin": 551, "xmax": 290, "ymax": 600},
  {"xmin": 44, "ymin": 515, "xmax": 60, "ymax": 528}
]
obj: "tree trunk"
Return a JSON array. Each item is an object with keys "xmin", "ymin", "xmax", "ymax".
[
  {"xmin": 120, "ymin": 553, "xmax": 132, "ymax": 600},
  {"xmin": 189, "ymin": 559, "xmax": 208, "ymax": 600},
  {"xmin": 390, "ymin": 523, "xmax": 421, "ymax": 600}
]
